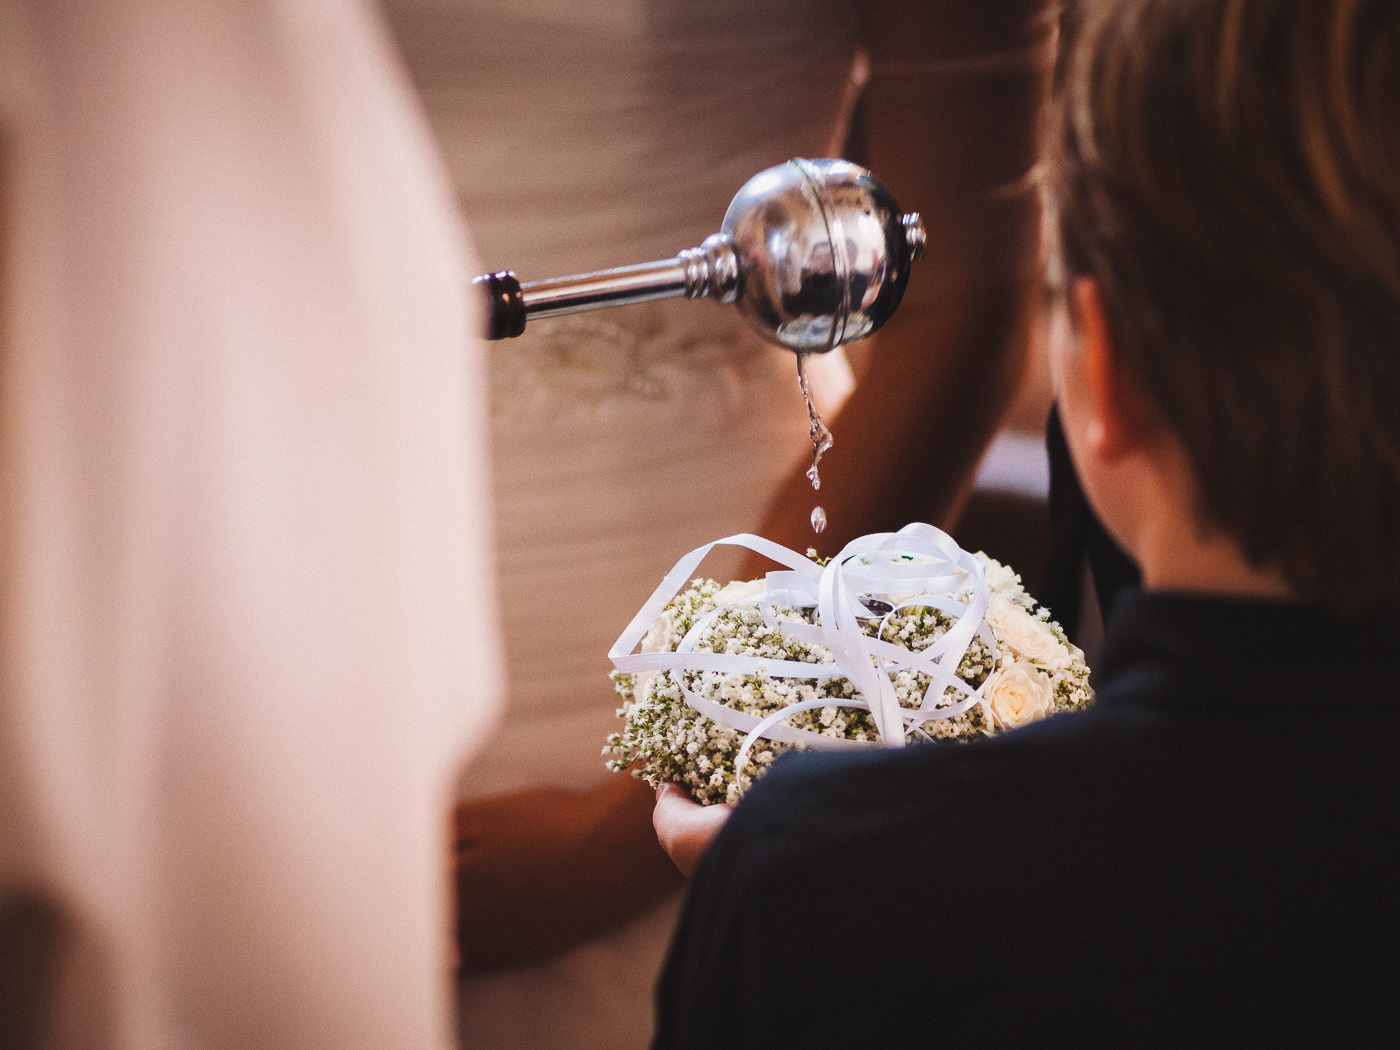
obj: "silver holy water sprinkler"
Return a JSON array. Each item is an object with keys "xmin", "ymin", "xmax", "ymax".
[{"xmin": 474, "ymin": 158, "xmax": 926, "ymax": 353}]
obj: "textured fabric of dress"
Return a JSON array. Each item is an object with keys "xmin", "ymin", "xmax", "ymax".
[
  {"xmin": 0, "ymin": 2, "xmax": 502, "ymax": 1046},
  {"xmin": 382, "ymin": 3, "xmax": 862, "ymax": 1047}
]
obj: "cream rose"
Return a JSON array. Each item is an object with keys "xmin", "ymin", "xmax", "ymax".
[
  {"xmin": 713, "ymin": 578, "xmax": 766, "ymax": 605},
  {"xmin": 981, "ymin": 661, "xmax": 1055, "ymax": 729},
  {"xmin": 632, "ymin": 669, "xmax": 661, "ymax": 704},
  {"xmin": 979, "ymin": 556, "xmax": 1025, "ymax": 597},
  {"xmin": 985, "ymin": 595, "xmax": 1076, "ymax": 670},
  {"xmin": 641, "ymin": 608, "xmax": 677, "ymax": 653}
]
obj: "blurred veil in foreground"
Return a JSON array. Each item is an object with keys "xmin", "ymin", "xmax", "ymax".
[{"xmin": 1, "ymin": 2, "xmax": 502, "ymax": 1046}]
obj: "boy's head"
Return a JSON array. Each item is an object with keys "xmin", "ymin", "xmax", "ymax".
[{"xmin": 1044, "ymin": 0, "xmax": 1400, "ymax": 609}]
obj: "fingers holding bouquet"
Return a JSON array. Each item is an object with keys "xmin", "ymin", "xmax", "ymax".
[{"xmin": 652, "ymin": 782, "xmax": 733, "ymax": 877}]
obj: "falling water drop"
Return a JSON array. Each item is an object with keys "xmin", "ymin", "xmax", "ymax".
[
  {"xmin": 797, "ymin": 352, "xmax": 834, "ymax": 535},
  {"xmin": 796, "ymin": 353, "xmax": 833, "ymax": 492}
]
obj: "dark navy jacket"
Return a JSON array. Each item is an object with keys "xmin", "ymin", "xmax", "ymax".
[{"xmin": 653, "ymin": 591, "xmax": 1400, "ymax": 1048}]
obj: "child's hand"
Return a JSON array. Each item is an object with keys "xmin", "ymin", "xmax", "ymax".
[{"xmin": 652, "ymin": 782, "xmax": 733, "ymax": 877}]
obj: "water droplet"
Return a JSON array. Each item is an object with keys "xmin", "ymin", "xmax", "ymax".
[
  {"xmin": 796, "ymin": 353, "xmax": 833, "ymax": 493},
  {"xmin": 810, "ymin": 506, "xmax": 827, "ymax": 534}
]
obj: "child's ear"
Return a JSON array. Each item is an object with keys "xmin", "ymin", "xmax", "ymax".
[{"xmin": 1071, "ymin": 278, "xmax": 1152, "ymax": 462}]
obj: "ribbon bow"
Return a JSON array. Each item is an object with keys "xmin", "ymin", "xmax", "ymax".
[{"xmin": 609, "ymin": 523, "xmax": 994, "ymax": 790}]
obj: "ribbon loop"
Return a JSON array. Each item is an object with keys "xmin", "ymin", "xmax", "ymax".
[{"xmin": 610, "ymin": 523, "xmax": 995, "ymax": 772}]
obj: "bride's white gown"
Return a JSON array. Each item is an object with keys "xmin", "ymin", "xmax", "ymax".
[{"xmin": 384, "ymin": 1, "xmax": 863, "ymax": 1046}]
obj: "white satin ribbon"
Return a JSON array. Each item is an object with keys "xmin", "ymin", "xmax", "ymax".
[{"xmin": 609, "ymin": 523, "xmax": 995, "ymax": 790}]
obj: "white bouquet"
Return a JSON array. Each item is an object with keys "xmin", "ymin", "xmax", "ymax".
[{"xmin": 606, "ymin": 523, "xmax": 1092, "ymax": 805}]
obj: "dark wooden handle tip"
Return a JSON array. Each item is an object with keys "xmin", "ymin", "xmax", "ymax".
[{"xmin": 473, "ymin": 270, "xmax": 526, "ymax": 340}]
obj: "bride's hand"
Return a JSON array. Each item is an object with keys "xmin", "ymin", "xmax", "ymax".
[
  {"xmin": 652, "ymin": 782, "xmax": 733, "ymax": 877},
  {"xmin": 452, "ymin": 775, "xmax": 684, "ymax": 972}
]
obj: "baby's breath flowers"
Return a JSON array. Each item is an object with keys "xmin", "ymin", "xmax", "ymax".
[{"xmin": 606, "ymin": 526, "xmax": 1092, "ymax": 805}]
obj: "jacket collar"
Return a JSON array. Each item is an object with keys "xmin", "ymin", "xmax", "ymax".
[{"xmin": 1092, "ymin": 589, "xmax": 1400, "ymax": 713}]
